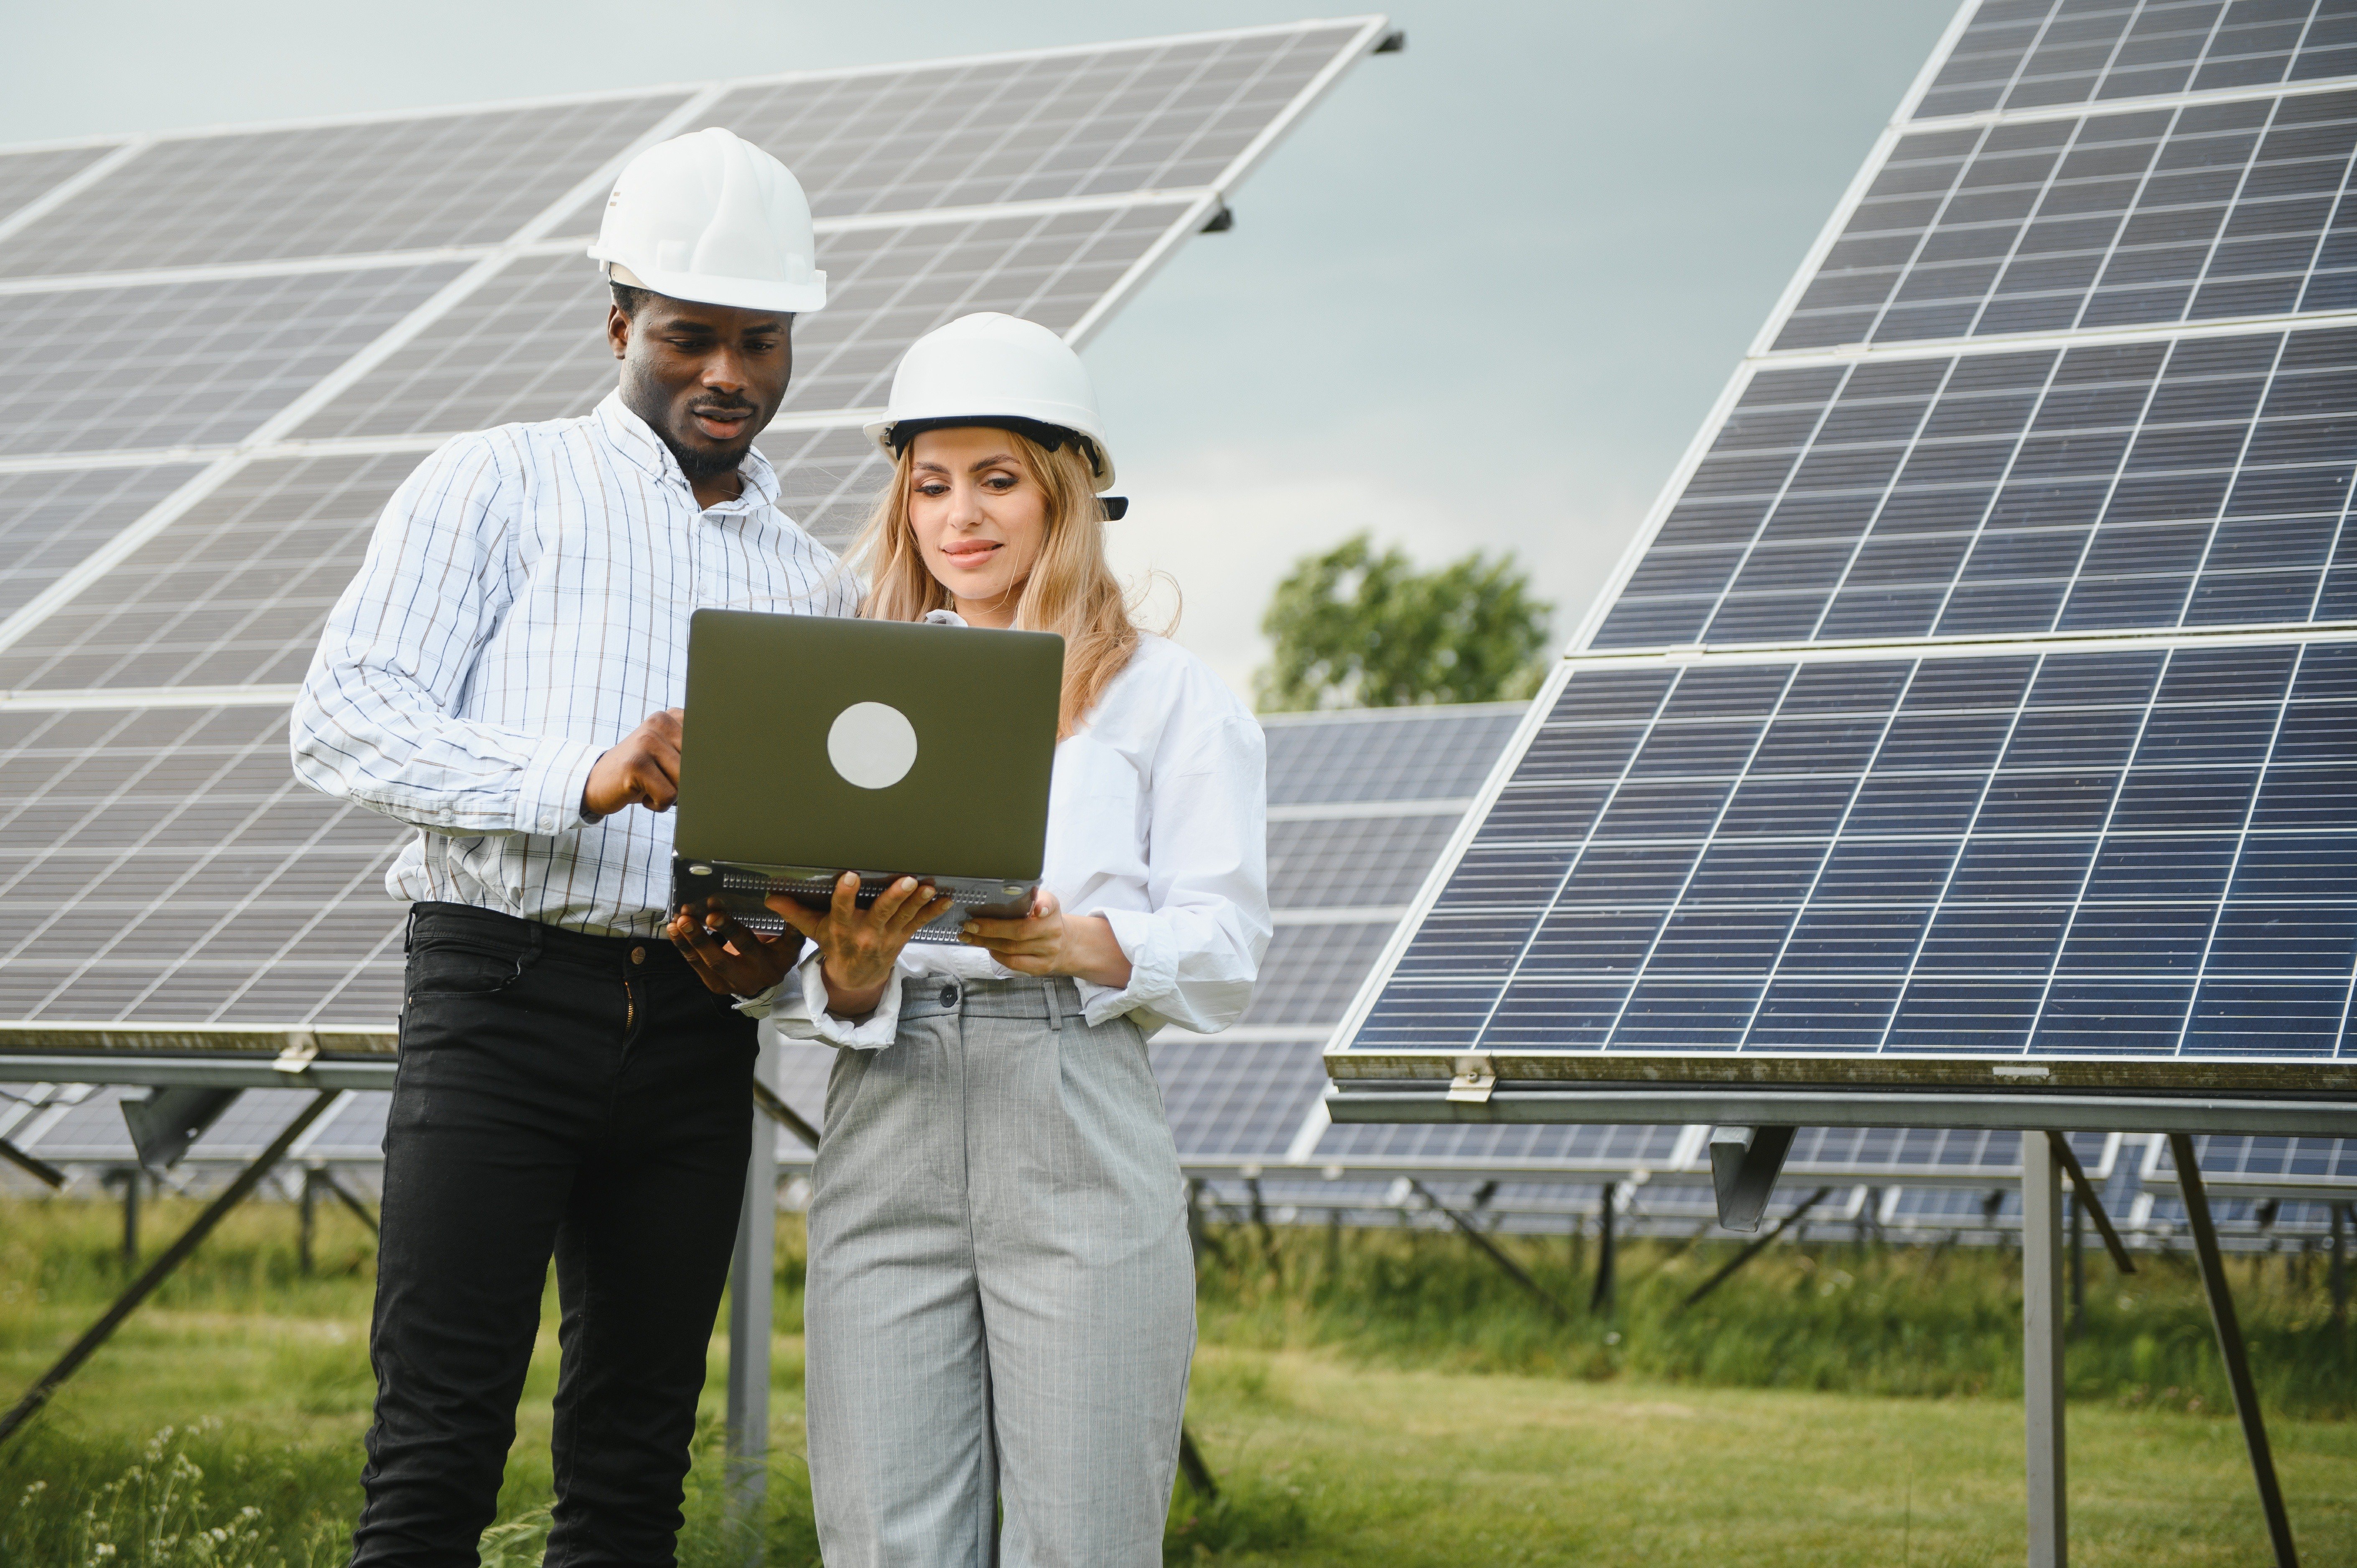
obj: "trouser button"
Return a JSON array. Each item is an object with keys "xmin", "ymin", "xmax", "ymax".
[
  {"xmin": 939, "ymin": 984, "xmax": 958, "ymax": 1007},
  {"xmin": 630, "ymin": 946, "xmax": 647, "ymax": 965}
]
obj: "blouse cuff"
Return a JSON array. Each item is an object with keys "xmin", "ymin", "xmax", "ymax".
[
  {"xmin": 768, "ymin": 949, "xmax": 906, "ymax": 1049},
  {"xmin": 517, "ymin": 734, "xmax": 603, "ymax": 837},
  {"xmin": 1077, "ymin": 906, "xmax": 1175, "ymax": 1027}
]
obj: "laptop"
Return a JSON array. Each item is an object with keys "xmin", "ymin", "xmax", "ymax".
[{"xmin": 670, "ymin": 608, "xmax": 1064, "ymax": 945}]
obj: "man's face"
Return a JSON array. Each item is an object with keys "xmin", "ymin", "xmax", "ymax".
[{"xmin": 608, "ymin": 292, "xmax": 793, "ymax": 480}]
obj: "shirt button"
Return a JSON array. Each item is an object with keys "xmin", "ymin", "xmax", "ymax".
[
  {"xmin": 631, "ymin": 946, "xmax": 647, "ymax": 965},
  {"xmin": 939, "ymin": 984, "xmax": 959, "ymax": 1008}
]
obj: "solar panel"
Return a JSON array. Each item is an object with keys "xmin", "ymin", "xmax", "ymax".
[
  {"xmin": 1778, "ymin": 88, "xmax": 2357, "ymax": 350},
  {"xmin": 0, "ymin": 96, "xmax": 688, "ymax": 278},
  {"xmin": 1326, "ymin": 3, "xmax": 2357, "ymax": 1116},
  {"xmin": 2143, "ymin": 1128, "xmax": 2357, "ymax": 1192},
  {"xmin": 0, "ymin": 264, "xmax": 465, "ymax": 457},
  {"xmin": 1919, "ymin": 1, "xmax": 2357, "ymax": 121},
  {"xmin": 1594, "ymin": 328, "xmax": 2357, "ymax": 650},
  {"xmin": 553, "ymin": 24, "xmax": 1371, "ymax": 228},
  {"xmin": 0, "ymin": 21, "xmax": 1396, "ymax": 1172}
]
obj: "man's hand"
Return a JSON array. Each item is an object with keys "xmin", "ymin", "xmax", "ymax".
[
  {"xmin": 958, "ymin": 890, "xmax": 1133, "ymax": 989},
  {"xmin": 667, "ymin": 899, "xmax": 803, "ymax": 997},
  {"xmin": 583, "ymin": 709, "xmax": 684, "ymax": 821},
  {"xmin": 770, "ymin": 874, "xmax": 953, "ymax": 1019}
]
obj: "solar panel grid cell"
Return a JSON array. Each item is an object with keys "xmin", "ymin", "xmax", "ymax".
[
  {"xmin": 1261, "ymin": 707, "xmax": 1525, "ymax": 806},
  {"xmin": 0, "ymin": 452, "xmax": 412, "ymax": 694},
  {"xmin": 0, "ymin": 145, "xmax": 114, "ymax": 227},
  {"xmin": 1597, "ymin": 325, "xmax": 2357, "ymax": 650},
  {"xmin": 1916, "ymin": 0, "xmax": 2357, "ymax": 122},
  {"xmin": 0, "ymin": 703, "xmax": 407, "ymax": 1025},
  {"xmin": 0, "ymin": 465, "xmax": 204, "ymax": 622},
  {"xmin": 1153, "ymin": 1037, "xmax": 1331, "ymax": 1158},
  {"xmin": 0, "ymin": 264, "xmax": 465, "ymax": 458},
  {"xmin": 0, "ymin": 96, "xmax": 685, "ymax": 278},
  {"xmin": 1780, "ymin": 88, "xmax": 2357, "ymax": 351},
  {"xmin": 1357, "ymin": 641, "xmax": 2357, "ymax": 1060}
]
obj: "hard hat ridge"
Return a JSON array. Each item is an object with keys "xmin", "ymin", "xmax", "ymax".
[{"xmin": 588, "ymin": 127, "xmax": 826, "ymax": 314}]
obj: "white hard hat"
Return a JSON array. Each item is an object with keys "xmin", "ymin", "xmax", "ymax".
[
  {"xmin": 867, "ymin": 313, "xmax": 1119, "ymax": 494},
  {"xmin": 586, "ymin": 127, "xmax": 825, "ymax": 313}
]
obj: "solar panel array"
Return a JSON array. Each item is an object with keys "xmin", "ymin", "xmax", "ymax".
[
  {"xmin": 1330, "ymin": 0, "xmax": 2357, "ymax": 1085},
  {"xmin": 0, "ymin": 19, "xmax": 1392, "ymax": 1031}
]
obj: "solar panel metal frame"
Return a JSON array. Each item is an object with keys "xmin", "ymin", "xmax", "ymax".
[{"xmin": 1322, "ymin": 0, "xmax": 2357, "ymax": 1136}]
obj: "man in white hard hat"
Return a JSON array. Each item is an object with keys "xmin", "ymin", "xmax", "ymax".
[{"xmin": 293, "ymin": 127, "xmax": 841, "ymax": 1566}]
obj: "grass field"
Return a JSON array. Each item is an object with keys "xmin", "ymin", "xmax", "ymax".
[{"xmin": 2, "ymin": 1192, "xmax": 2352, "ymax": 1565}]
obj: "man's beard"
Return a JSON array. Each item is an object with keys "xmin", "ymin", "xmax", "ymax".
[{"xmin": 662, "ymin": 428, "xmax": 747, "ymax": 480}]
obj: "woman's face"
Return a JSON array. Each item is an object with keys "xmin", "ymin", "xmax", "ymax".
[{"xmin": 906, "ymin": 425, "xmax": 1050, "ymax": 628}]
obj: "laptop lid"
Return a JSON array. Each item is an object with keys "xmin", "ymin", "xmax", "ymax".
[{"xmin": 674, "ymin": 608, "xmax": 1064, "ymax": 882}]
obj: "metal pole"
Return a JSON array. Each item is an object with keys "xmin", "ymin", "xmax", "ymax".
[
  {"xmin": 0, "ymin": 1090, "xmax": 337, "ymax": 1449},
  {"xmin": 1680, "ymin": 1187, "xmax": 1834, "ymax": 1310},
  {"xmin": 2332, "ymin": 1203, "xmax": 2348, "ymax": 1325},
  {"xmin": 726, "ymin": 1036, "xmax": 780, "ymax": 1564},
  {"xmin": 1591, "ymin": 1182, "xmax": 1617, "ymax": 1314},
  {"xmin": 1407, "ymin": 1179, "xmax": 1571, "ymax": 1321},
  {"xmin": 2169, "ymin": 1133, "xmax": 2299, "ymax": 1568},
  {"xmin": 2022, "ymin": 1131, "xmax": 2067, "ymax": 1568},
  {"xmin": 299, "ymin": 1167, "xmax": 317, "ymax": 1277},
  {"xmin": 112, "ymin": 1167, "xmax": 141, "ymax": 1268},
  {"xmin": 2068, "ymin": 1190, "xmax": 2084, "ymax": 1337}
]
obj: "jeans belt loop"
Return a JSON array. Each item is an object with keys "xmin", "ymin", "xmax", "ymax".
[{"xmin": 403, "ymin": 903, "xmax": 419, "ymax": 955}]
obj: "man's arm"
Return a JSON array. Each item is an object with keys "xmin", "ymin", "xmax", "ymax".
[{"xmin": 290, "ymin": 432, "xmax": 605, "ymax": 837}]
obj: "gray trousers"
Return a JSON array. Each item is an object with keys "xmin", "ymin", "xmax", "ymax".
[{"xmin": 804, "ymin": 975, "xmax": 1195, "ymax": 1568}]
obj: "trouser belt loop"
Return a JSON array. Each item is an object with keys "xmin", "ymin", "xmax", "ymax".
[
  {"xmin": 1043, "ymin": 978, "xmax": 1062, "ymax": 1032},
  {"xmin": 403, "ymin": 904, "xmax": 419, "ymax": 955}
]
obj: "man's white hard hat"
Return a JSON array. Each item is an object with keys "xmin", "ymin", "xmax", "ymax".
[
  {"xmin": 867, "ymin": 313, "xmax": 1117, "ymax": 492},
  {"xmin": 586, "ymin": 127, "xmax": 825, "ymax": 313}
]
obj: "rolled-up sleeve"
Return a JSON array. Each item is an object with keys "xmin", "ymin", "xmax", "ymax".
[
  {"xmin": 1079, "ymin": 712, "xmax": 1270, "ymax": 1033},
  {"xmin": 750, "ymin": 947, "xmax": 914, "ymax": 1050},
  {"xmin": 290, "ymin": 433, "xmax": 600, "ymax": 836}
]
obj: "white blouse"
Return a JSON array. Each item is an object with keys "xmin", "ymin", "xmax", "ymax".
[{"xmin": 753, "ymin": 629, "xmax": 1270, "ymax": 1048}]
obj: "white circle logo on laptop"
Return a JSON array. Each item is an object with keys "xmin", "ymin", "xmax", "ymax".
[{"xmin": 827, "ymin": 701, "xmax": 919, "ymax": 789}]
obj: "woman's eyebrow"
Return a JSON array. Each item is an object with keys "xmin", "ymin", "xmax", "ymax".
[{"xmin": 965, "ymin": 454, "xmax": 1018, "ymax": 472}]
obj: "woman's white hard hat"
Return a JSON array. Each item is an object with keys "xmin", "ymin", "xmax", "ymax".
[
  {"xmin": 868, "ymin": 313, "xmax": 1118, "ymax": 492},
  {"xmin": 586, "ymin": 127, "xmax": 826, "ymax": 314}
]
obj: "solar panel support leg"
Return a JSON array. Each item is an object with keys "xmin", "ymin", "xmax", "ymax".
[
  {"xmin": 2022, "ymin": 1131, "xmax": 2067, "ymax": 1568},
  {"xmin": 1708, "ymin": 1125, "xmax": 1794, "ymax": 1233},
  {"xmin": 1406, "ymin": 1179, "xmax": 1570, "ymax": 1322},
  {"xmin": 2332, "ymin": 1204, "xmax": 2348, "ymax": 1325},
  {"xmin": 2169, "ymin": 1133, "xmax": 2299, "ymax": 1568},
  {"xmin": 1591, "ymin": 1182, "xmax": 1617, "ymax": 1314},
  {"xmin": 299, "ymin": 1166, "xmax": 317, "ymax": 1277},
  {"xmin": 0, "ymin": 1089, "xmax": 336, "ymax": 1451},
  {"xmin": 726, "ymin": 1036, "xmax": 780, "ymax": 1565},
  {"xmin": 103, "ymin": 1166, "xmax": 140, "ymax": 1268}
]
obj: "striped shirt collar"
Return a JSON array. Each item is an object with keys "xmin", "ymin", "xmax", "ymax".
[{"xmin": 594, "ymin": 389, "xmax": 780, "ymax": 513}]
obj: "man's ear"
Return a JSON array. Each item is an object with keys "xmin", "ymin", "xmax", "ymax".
[{"xmin": 606, "ymin": 302, "xmax": 631, "ymax": 361}]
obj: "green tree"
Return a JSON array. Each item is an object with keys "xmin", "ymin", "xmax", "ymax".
[{"xmin": 1254, "ymin": 532, "xmax": 1554, "ymax": 712}]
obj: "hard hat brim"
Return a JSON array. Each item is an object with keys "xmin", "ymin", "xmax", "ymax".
[
  {"xmin": 862, "ymin": 414, "xmax": 1117, "ymax": 493},
  {"xmin": 589, "ymin": 249, "xmax": 825, "ymax": 314}
]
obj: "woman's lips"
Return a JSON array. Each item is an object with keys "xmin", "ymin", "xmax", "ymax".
[{"xmin": 939, "ymin": 541, "xmax": 1001, "ymax": 566}]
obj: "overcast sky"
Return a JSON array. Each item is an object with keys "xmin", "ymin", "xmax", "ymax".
[{"xmin": 3, "ymin": 0, "xmax": 1959, "ymax": 701}]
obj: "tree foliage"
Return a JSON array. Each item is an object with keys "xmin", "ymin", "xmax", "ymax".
[{"xmin": 1254, "ymin": 533, "xmax": 1554, "ymax": 711}]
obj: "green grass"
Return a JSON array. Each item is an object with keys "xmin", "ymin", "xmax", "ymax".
[{"xmin": 2, "ymin": 1194, "xmax": 2353, "ymax": 1565}]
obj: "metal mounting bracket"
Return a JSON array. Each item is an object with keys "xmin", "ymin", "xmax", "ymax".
[
  {"xmin": 273, "ymin": 1030, "xmax": 319, "ymax": 1075},
  {"xmin": 120, "ymin": 1085, "xmax": 241, "ymax": 1173},
  {"xmin": 1446, "ymin": 1055, "xmax": 1497, "ymax": 1104},
  {"xmin": 1708, "ymin": 1124, "xmax": 1796, "ymax": 1232}
]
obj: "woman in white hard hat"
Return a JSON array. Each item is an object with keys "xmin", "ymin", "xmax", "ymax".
[{"xmin": 669, "ymin": 312, "xmax": 1268, "ymax": 1565}]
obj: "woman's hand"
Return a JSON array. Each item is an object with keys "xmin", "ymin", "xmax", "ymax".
[
  {"xmin": 770, "ymin": 873, "xmax": 953, "ymax": 1019},
  {"xmin": 666, "ymin": 899, "xmax": 803, "ymax": 997},
  {"xmin": 958, "ymin": 890, "xmax": 1133, "ymax": 989}
]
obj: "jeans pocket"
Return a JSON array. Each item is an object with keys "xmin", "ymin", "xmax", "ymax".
[{"xmin": 406, "ymin": 940, "xmax": 539, "ymax": 1001}]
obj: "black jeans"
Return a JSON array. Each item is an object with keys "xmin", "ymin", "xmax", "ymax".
[{"xmin": 351, "ymin": 903, "xmax": 757, "ymax": 1568}]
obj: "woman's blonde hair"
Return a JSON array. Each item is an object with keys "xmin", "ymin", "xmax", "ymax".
[{"xmin": 848, "ymin": 430, "xmax": 1150, "ymax": 738}]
